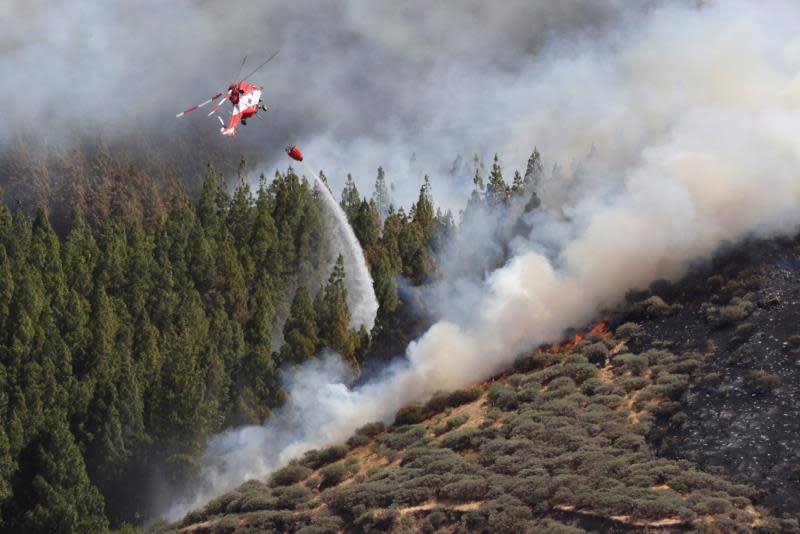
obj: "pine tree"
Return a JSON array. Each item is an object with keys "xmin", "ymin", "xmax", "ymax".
[
  {"xmin": 371, "ymin": 250, "xmax": 398, "ymax": 335},
  {"xmin": 4, "ymin": 413, "xmax": 107, "ymax": 533},
  {"xmin": 280, "ymin": 286, "xmax": 318, "ymax": 365},
  {"xmin": 380, "ymin": 207, "xmax": 404, "ymax": 274},
  {"xmin": 372, "ymin": 166, "xmax": 391, "ymax": 222},
  {"xmin": 524, "ymin": 147, "xmax": 544, "ymax": 192},
  {"xmin": 511, "ymin": 170, "xmax": 523, "ymax": 193},
  {"xmin": 486, "ymin": 154, "xmax": 509, "ymax": 206},
  {"xmin": 30, "ymin": 208, "xmax": 66, "ymax": 312},
  {"xmin": 340, "ymin": 174, "xmax": 361, "ymax": 223},
  {"xmin": 149, "ymin": 290, "xmax": 209, "ymax": 478},
  {"xmin": 315, "ymin": 255, "xmax": 354, "ymax": 363},
  {"xmin": 62, "ymin": 207, "xmax": 99, "ymax": 304},
  {"xmin": 352, "ymin": 199, "xmax": 381, "ymax": 265},
  {"xmin": 0, "ymin": 247, "xmax": 12, "ymax": 338},
  {"xmin": 197, "ymin": 166, "xmax": 224, "ymax": 240},
  {"xmin": 411, "ymin": 176, "xmax": 435, "ymax": 238}
]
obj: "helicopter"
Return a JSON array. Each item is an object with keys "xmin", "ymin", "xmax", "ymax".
[{"xmin": 176, "ymin": 50, "xmax": 278, "ymax": 137}]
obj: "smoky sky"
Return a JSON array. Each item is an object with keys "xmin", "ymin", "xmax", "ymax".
[{"xmin": 3, "ymin": 0, "xmax": 663, "ymax": 206}]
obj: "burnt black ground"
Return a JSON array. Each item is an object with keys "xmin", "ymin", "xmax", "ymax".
[{"xmin": 624, "ymin": 236, "xmax": 800, "ymax": 516}]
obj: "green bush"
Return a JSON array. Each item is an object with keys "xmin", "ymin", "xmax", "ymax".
[
  {"xmin": 394, "ymin": 403, "xmax": 427, "ymax": 426},
  {"xmin": 442, "ymin": 427, "xmax": 484, "ymax": 451},
  {"xmin": 346, "ymin": 433, "xmax": 371, "ymax": 448},
  {"xmin": 580, "ymin": 377, "xmax": 613, "ymax": 396},
  {"xmin": 300, "ymin": 445, "xmax": 348, "ymax": 469},
  {"xmin": 440, "ymin": 476, "xmax": 488, "ymax": 502},
  {"xmin": 487, "ymin": 384, "xmax": 518, "ymax": 410},
  {"xmin": 612, "ymin": 353, "xmax": 648, "ymax": 375},
  {"xmin": 375, "ymin": 424, "xmax": 427, "ymax": 450},
  {"xmin": 513, "ymin": 352, "xmax": 560, "ymax": 372},
  {"xmin": 615, "ymin": 322, "xmax": 643, "ymax": 339},
  {"xmin": 296, "ymin": 513, "xmax": 344, "ymax": 534},
  {"xmin": 582, "ymin": 342, "xmax": 609, "ymax": 366},
  {"xmin": 618, "ymin": 376, "xmax": 650, "ymax": 392},
  {"xmin": 463, "ymin": 495, "xmax": 532, "ymax": 534},
  {"xmin": 354, "ymin": 508, "xmax": 398, "ymax": 532},
  {"xmin": 536, "ymin": 519, "xmax": 587, "ymax": 533},
  {"xmin": 433, "ymin": 413, "xmax": 469, "ymax": 436},
  {"xmin": 269, "ymin": 463, "xmax": 313, "ymax": 487},
  {"xmin": 352, "ymin": 421, "xmax": 386, "ymax": 437},
  {"xmin": 271, "ymin": 484, "xmax": 313, "ymax": 510},
  {"xmin": 445, "ymin": 388, "xmax": 482, "ymax": 407},
  {"xmin": 319, "ymin": 462, "xmax": 353, "ymax": 489}
]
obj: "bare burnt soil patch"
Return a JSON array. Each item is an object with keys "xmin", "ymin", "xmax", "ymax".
[{"xmin": 621, "ymin": 236, "xmax": 800, "ymax": 515}]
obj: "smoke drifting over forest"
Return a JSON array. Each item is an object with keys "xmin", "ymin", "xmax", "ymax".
[
  {"xmin": 3, "ymin": 0, "xmax": 660, "ymax": 208},
  {"xmin": 159, "ymin": 0, "xmax": 800, "ymax": 518}
]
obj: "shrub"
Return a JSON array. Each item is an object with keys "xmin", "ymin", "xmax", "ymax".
[
  {"xmin": 582, "ymin": 342, "xmax": 609, "ymax": 367},
  {"xmin": 630, "ymin": 295, "xmax": 680, "ymax": 318},
  {"xmin": 440, "ymin": 476, "xmax": 488, "ymax": 502},
  {"xmin": 513, "ymin": 352, "xmax": 560, "ymax": 372},
  {"xmin": 536, "ymin": 520, "xmax": 587, "ymax": 533},
  {"xmin": 445, "ymin": 388, "xmax": 482, "ymax": 407},
  {"xmin": 354, "ymin": 508, "xmax": 398, "ymax": 532},
  {"xmin": 394, "ymin": 403, "xmax": 427, "ymax": 426},
  {"xmin": 561, "ymin": 362, "xmax": 598, "ymax": 384},
  {"xmin": 300, "ymin": 445, "xmax": 348, "ymax": 469},
  {"xmin": 271, "ymin": 484, "xmax": 313, "ymax": 510},
  {"xmin": 588, "ymin": 394, "xmax": 623, "ymax": 408},
  {"xmin": 320, "ymin": 461, "xmax": 357, "ymax": 489},
  {"xmin": 618, "ymin": 376, "xmax": 650, "ymax": 392},
  {"xmin": 464, "ymin": 495, "xmax": 532, "ymax": 534},
  {"xmin": 353, "ymin": 421, "xmax": 386, "ymax": 438},
  {"xmin": 580, "ymin": 377, "xmax": 613, "ymax": 396},
  {"xmin": 667, "ymin": 357, "xmax": 702, "ymax": 374},
  {"xmin": 746, "ymin": 370, "xmax": 782, "ymax": 394},
  {"xmin": 487, "ymin": 384, "xmax": 518, "ymax": 410},
  {"xmin": 423, "ymin": 391, "xmax": 452, "ymax": 415},
  {"xmin": 614, "ymin": 433, "xmax": 645, "ymax": 450},
  {"xmin": 516, "ymin": 382, "xmax": 540, "ymax": 402},
  {"xmin": 442, "ymin": 427, "xmax": 484, "ymax": 451},
  {"xmin": 444, "ymin": 414, "xmax": 469, "ymax": 432},
  {"xmin": 612, "ymin": 353, "xmax": 648, "ymax": 375},
  {"xmin": 269, "ymin": 463, "xmax": 313, "ymax": 487},
  {"xmin": 375, "ymin": 424, "xmax": 427, "ymax": 450},
  {"xmin": 616, "ymin": 322, "xmax": 643, "ymax": 339},
  {"xmin": 296, "ymin": 513, "xmax": 344, "ymax": 534},
  {"xmin": 643, "ymin": 349, "xmax": 677, "ymax": 366},
  {"xmin": 717, "ymin": 297, "xmax": 755, "ymax": 325},
  {"xmin": 346, "ymin": 434, "xmax": 371, "ymax": 448}
]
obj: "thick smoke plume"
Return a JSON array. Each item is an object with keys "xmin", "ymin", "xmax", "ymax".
[
  {"xmin": 2, "ymin": 0, "xmax": 652, "ymax": 206},
  {"xmin": 167, "ymin": 0, "xmax": 800, "ymax": 518}
]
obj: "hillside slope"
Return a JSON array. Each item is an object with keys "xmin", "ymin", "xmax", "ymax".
[{"xmin": 160, "ymin": 237, "xmax": 800, "ymax": 534}]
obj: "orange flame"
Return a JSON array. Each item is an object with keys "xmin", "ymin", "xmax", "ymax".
[{"xmin": 463, "ymin": 315, "xmax": 612, "ymax": 390}]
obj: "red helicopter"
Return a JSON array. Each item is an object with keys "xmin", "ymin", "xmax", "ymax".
[{"xmin": 176, "ymin": 51, "xmax": 279, "ymax": 137}]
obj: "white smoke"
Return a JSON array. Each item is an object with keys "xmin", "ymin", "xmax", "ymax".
[{"xmin": 166, "ymin": 0, "xmax": 800, "ymax": 519}]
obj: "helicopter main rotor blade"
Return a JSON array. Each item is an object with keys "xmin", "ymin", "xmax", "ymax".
[
  {"xmin": 240, "ymin": 49, "xmax": 279, "ymax": 81},
  {"xmin": 176, "ymin": 92, "xmax": 225, "ymax": 118},
  {"xmin": 208, "ymin": 90, "xmax": 232, "ymax": 117}
]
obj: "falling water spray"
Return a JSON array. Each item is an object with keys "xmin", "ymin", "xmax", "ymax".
[{"xmin": 302, "ymin": 160, "xmax": 379, "ymax": 331}]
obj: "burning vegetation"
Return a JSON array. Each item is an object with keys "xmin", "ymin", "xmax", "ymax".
[{"xmin": 159, "ymin": 237, "xmax": 800, "ymax": 534}]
